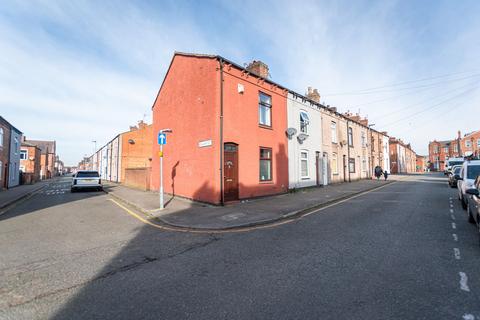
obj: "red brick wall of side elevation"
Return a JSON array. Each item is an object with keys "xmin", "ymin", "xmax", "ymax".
[{"xmin": 151, "ymin": 54, "xmax": 221, "ymax": 204}]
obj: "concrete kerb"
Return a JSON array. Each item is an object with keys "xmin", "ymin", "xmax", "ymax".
[
  {"xmin": 107, "ymin": 180, "xmax": 396, "ymax": 232},
  {"xmin": 0, "ymin": 182, "xmax": 51, "ymax": 215}
]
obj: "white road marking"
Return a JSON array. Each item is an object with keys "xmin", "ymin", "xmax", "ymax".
[
  {"xmin": 452, "ymin": 222, "xmax": 457, "ymax": 229},
  {"xmin": 454, "ymin": 248, "xmax": 461, "ymax": 260},
  {"xmin": 463, "ymin": 314, "xmax": 475, "ymax": 320},
  {"xmin": 459, "ymin": 272, "xmax": 470, "ymax": 292},
  {"xmin": 451, "ymin": 214, "xmax": 456, "ymax": 220},
  {"xmin": 450, "ymin": 208, "xmax": 454, "ymax": 214},
  {"xmin": 449, "ymin": 197, "xmax": 453, "ymax": 200},
  {"xmin": 450, "ymin": 203, "xmax": 454, "ymax": 208},
  {"xmin": 452, "ymin": 234, "xmax": 458, "ymax": 241}
]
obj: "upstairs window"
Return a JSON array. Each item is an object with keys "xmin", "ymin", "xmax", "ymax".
[
  {"xmin": 258, "ymin": 92, "xmax": 272, "ymax": 127},
  {"xmin": 465, "ymin": 140, "xmax": 472, "ymax": 148},
  {"xmin": 299, "ymin": 111, "xmax": 309, "ymax": 134},
  {"xmin": 331, "ymin": 122, "xmax": 337, "ymax": 143},
  {"xmin": 20, "ymin": 150, "xmax": 27, "ymax": 160},
  {"xmin": 477, "ymin": 139, "xmax": 480, "ymax": 147},
  {"xmin": 361, "ymin": 131, "xmax": 366, "ymax": 148},
  {"xmin": 348, "ymin": 127, "xmax": 353, "ymax": 146},
  {"xmin": 0, "ymin": 128, "xmax": 3, "ymax": 147}
]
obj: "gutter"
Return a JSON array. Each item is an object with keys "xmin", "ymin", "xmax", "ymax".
[{"xmin": 219, "ymin": 58, "xmax": 224, "ymax": 205}]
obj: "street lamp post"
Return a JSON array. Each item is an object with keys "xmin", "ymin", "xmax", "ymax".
[{"xmin": 158, "ymin": 129, "xmax": 172, "ymax": 210}]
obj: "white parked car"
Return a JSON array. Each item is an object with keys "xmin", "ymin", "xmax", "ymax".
[
  {"xmin": 457, "ymin": 160, "xmax": 480, "ymax": 209},
  {"xmin": 71, "ymin": 170, "xmax": 103, "ymax": 192}
]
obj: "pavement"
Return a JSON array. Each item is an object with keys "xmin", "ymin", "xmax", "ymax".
[
  {"xmin": 1, "ymin": 173, "xmax": 479, "ymax": 320},
  {"xmin": 0, "ymin": 179, "xmax": 51, "ymax": 211},
  {"xmin": 104, "ymin": 178, "xmax": 396, "ymax": 230}
]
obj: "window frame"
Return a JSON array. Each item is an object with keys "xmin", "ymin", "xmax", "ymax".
[
  {"xmin": 300, "ymin": 150, "xmax": 309, "ymax": 179},
  {"xmin": 0, "ymin": 128, "xmax": 3, "ymax": 148},
  {"xmin": 348, "ymin": 127, "xmax": 353, "ymax": 146},
  {"xmin": 299, "ymin": 111, "xmax": 309, "ymax": 134},
  {"xmin": 20, "ymin": 150, "xmax": 28, "ymax": 160},
  {"xmin": 349, "ymin": 158, "xmax": 356, "ymax": 173},
  {"xmin": 361, "ymin": 131, "xmax": 366, "ymax": 148},
  {"xmin": 331, "ymin": 152, "xmax": 338, "ymax": 174},
  {"xmin": 258, "ymin": 92, "xmax": 272, "ymax": 128},
  {"xmin": 259, "ymin": 147, "xmax": 273, "ymax": 182},
  {"xmin": 331, "ymin": 121, "xmax": 337, "ymax": 143},
  {"xmin": 465, "ymin": 140, "xmax": 471, "ymax": 148}
]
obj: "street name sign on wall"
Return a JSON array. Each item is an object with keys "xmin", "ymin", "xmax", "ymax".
[
  {"xmin": 158, "ymin": 133, "xmax": 167, "ymax": 145},
  {"xmin": 198, "ymin": 139, "xmax": 212, "ymax": 148}
]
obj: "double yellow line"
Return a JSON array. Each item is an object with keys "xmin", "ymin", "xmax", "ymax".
[{"xmin": 108, "ymin": 181, "xmax": 396, "ymax": 234}]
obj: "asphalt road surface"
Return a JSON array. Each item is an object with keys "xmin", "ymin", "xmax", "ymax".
[{"xmin": 1, "ymin": 174, "xmax": 479, "ymax": 320}]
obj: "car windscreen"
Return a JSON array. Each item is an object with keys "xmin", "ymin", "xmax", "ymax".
[
  {"xmin": 448, "ymin": 161, "xmax": 463, "ymax": 167},
  {"xmin": 467, "ymin": 165, "xmax": 480, "ymax": 180},
  {"xmin": 76, "ymin": 172, "xmax": 99, "ymax": 178},
  {"xmin": 453, "ymin": 167, "xmax": 461, "ymax": 175}
]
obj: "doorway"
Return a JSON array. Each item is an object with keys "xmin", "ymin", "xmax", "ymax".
[{"xmin": 224, "ymin": 143, "xmax": 239, "ymax": 202}]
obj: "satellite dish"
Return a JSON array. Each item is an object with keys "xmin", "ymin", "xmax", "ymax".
[
  {"xmin": 286, "ymin": 127, "xmax": 297, "ymax": 139},
  {"xmin": 297, "ymin": 133, "xmax": 308, "ymax": 143}
]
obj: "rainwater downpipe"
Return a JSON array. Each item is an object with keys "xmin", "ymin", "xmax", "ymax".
[
  {"xmin": 347, "ymin": 119, "xmax": 351, "ymax": 182},
  {"xmin": 219, "ymin": 58, "xmax": 224, "ymax": 205}
]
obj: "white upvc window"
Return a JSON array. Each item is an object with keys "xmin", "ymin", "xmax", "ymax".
[
  {"xmin": 477, "ymin": 139, "xmax": 480, "ymax": 147},
  {"xmin": 20, "ymin": 150, "xmax": 28, "ymax": 160},
  {"xmin": 361, "ymin": 131, "xmax": 366, "ymax": 148},
  {"xmin": 331, "ymin": 121, "xmax": 337, "ymax": 143},
  {"xmin": 465, "ymin": 140, "xmax": 471, "ymax": 148},
  {"xmin": 299, "ymin": 111, "xmax": 309, "ymax": 134},
  {"xmin": 300, "ymin": 150, "xmax": 309, "ymax": 178},
  {"xmin": 331, "ymin": 152, "xmax": 338, "ymax": 174},
  {"xmin": 0, "ymin": 128, "xmax": 3, "ymax": 147},
  {"xmin": 258, "ymin": 92, "xmax": 272, "ymax": 127}
]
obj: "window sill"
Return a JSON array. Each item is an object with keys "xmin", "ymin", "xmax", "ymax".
[
  {"xmin": 259, "ymin": 124, "xmax": 273, "ymax": 130},
  {"xmin": 333, "ymin": 173, "xmax": 339, "ymax": 175},
  {"xmin": 301, "ymin": 177, "xmax": 310, "ymax": 180},
  {"xmin": 259, "ymin": 180, "xmax": 274, "ymax": 184}
]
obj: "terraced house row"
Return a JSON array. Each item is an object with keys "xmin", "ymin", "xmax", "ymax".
[
  {"xmin": 81, "ymin": 52, "xmax": 418, "ymax": 204},
  {"xmin": 148, "ymin": 52, "xmax": 417, "ymax": 204}
]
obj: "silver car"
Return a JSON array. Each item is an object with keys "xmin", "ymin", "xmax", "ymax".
[{"xmin": 71, "ymin": 170, "xmax": 103, "ymax": 192}]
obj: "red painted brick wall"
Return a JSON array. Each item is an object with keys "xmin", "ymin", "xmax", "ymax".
[{"xmin": 151, "ymin": 55, "xmax": 221, "ymax": 204}]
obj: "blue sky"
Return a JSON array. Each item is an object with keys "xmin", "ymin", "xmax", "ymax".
[{"xmin": 1, "ymin": 0, "xmax": 479, "ymax": 165}]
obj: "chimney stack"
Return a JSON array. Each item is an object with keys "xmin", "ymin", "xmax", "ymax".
[
  {"xmin": 246, "ymin": 60, "xmax": 269, "ymax": 78},
  {"xmin": 306, "ymin": 87, "xmax": 321, "ymax": 103}
]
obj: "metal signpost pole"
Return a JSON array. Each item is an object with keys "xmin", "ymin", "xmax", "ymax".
[
  {"xmin": 157, "ymin": 129, "xmax": 171, "ymax": 210},
  {"xmin": 160, "ymin": 143, "xmax": 164, "ymax": 209}
]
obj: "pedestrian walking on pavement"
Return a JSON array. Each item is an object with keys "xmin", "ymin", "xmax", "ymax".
[
  {"xmin": 383, "ymin": 171, "xmax": 389, "ymax": 180},
  {"xmin": 374, "ymin": 166, "xmax": 383, "ymax": 180}
]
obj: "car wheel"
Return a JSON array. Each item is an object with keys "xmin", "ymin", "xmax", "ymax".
[{"xmin": 467, "ymin": 204, "xmax": 475, "ymax": 224}]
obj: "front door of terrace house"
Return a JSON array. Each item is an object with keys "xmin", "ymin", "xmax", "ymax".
[{"xmin": 223, "ymin": 143, "xmax": 239, "ymax": 202}]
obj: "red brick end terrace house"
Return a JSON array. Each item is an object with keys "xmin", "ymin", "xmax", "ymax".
[{"xmin": 151, "ymin": 53, "xmax": 289, "ymax": 204}]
